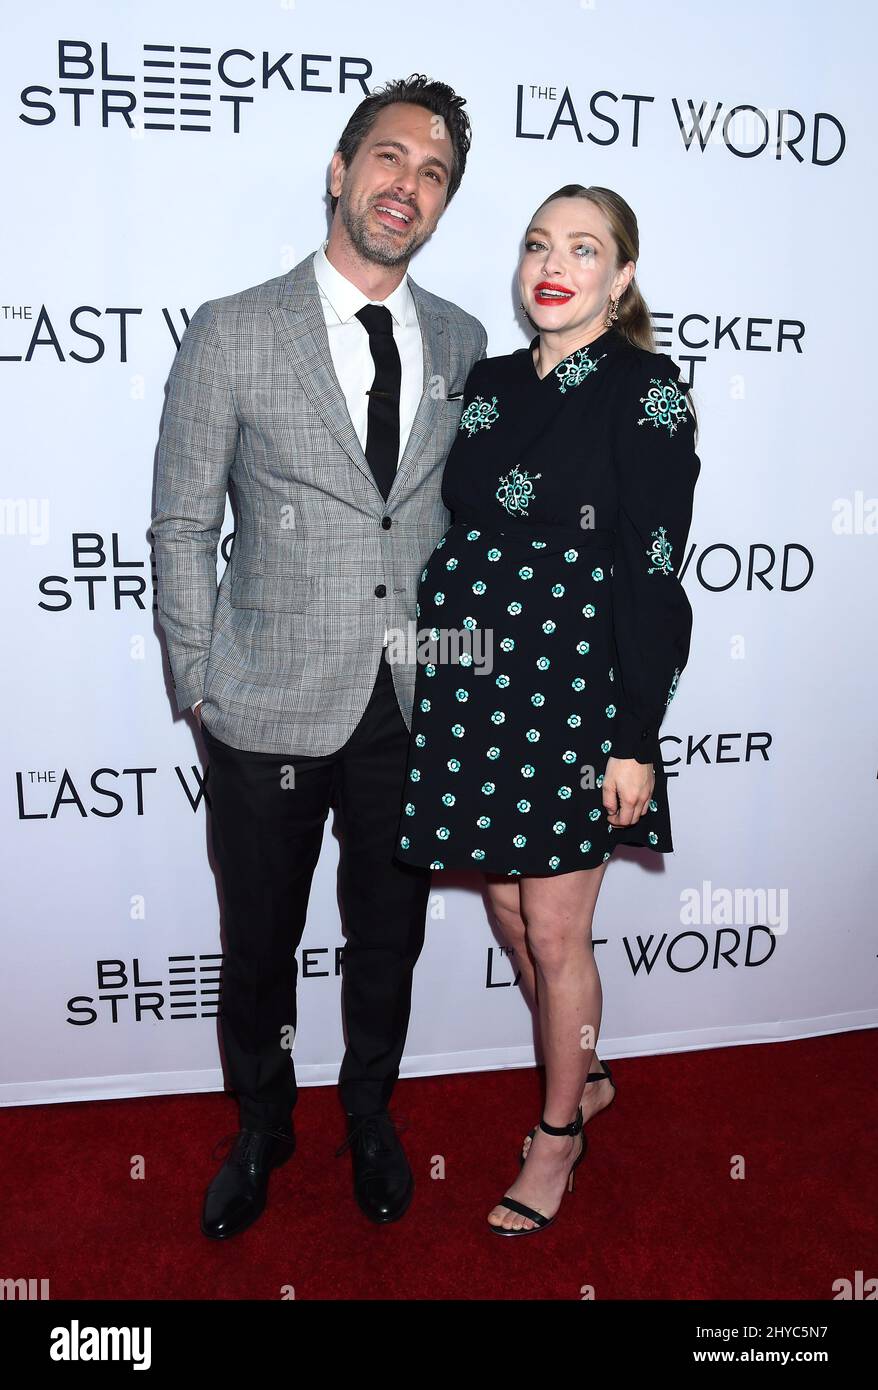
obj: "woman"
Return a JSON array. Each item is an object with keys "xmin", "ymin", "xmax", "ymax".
[{"xmin": 394, "ymin": 184, "xmax": 701, "ymax": 1234}]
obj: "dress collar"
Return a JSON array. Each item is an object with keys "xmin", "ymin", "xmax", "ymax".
[{"xmin": 526, "ymin": 325, "xmax": 622, "ymax": 379}]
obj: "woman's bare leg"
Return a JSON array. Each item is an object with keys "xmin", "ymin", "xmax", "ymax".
[
  {"xmin": 485, "ymin": 871, "xmax": 615, "ymax": 1134},
  {"xmin": 486, "ymin": 863, "xmax": 609, "ymax": 1232}
]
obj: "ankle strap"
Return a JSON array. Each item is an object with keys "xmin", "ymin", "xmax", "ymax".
[{"xmin": 539, "ymin": 1106, "xmax": 583, "ymax": 1138}]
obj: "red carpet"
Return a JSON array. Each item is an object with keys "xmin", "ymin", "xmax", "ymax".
[{"xmin": 3, "ymin": 1031, "xmax": 875, "ymax": 1300}]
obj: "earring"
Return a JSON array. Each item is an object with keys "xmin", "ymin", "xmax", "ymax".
[{"xmin": 605, "ymin": 296, "xmax": 619, "ymax": 326}]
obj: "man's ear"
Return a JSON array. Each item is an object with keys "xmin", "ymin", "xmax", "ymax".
[{"xmin": 329, "ymin": 150, "xmax": 346, "ymax": 200}]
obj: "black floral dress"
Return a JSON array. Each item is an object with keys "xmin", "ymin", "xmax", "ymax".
[{"xmin": 393, "ymin": 325, "xmax": 701, "ymax": 876}]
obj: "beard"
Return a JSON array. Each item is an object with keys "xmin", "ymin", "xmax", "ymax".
[{"xmin": 340, "ymin": 191, "xmax": 432, "ymax": 267}]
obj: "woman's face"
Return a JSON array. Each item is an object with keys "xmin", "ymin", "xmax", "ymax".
[{"xmin": 518, "ymin": 196, "xmax": 633, "ymax": 338}]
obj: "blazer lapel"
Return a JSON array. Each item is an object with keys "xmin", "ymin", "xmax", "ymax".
[
  {"xmin": 268, "ymin": 254, "xmax": 450, "ymax": 504},
  {"xmin": 387, "ymin": 278, "xmax": 449, "ymax": 503},
  {"xmin": 268, "ymin": 258, "xmax": 376, "ymax": 497}
]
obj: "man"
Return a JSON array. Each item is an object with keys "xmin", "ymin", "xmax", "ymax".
[{"xmin": 151, "ymin": 74, "xmax": 486, "ymax": 1239}]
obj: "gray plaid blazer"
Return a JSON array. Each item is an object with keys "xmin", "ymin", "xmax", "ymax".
[{"xmin": 151, "ymin": 251, "xmax": 487, "ymax": 754}]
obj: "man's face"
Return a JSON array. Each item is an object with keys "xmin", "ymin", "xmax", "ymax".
[{"xmin": 330, "ymin": 102, "xmax": 454, "ymax": 267}]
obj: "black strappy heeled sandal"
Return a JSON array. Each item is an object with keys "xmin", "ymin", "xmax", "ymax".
[
  {"xmin": 519, "ymin": 1057, "xmax": 617, "ymax": 1167},
  {"xmin": 489, "ymin": 1106, "xmax": 586, "ymax": 1237}
]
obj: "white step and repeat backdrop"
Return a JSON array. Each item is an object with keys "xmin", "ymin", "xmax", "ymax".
[{"xmin": 2, "ymin": 0, "xmax": 875, "ymax": 1107}]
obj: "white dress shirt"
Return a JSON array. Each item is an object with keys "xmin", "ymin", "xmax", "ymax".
[
  {"xmin": 312, "ymin": 240, "xmax": 424, "ymax": 466},
  {"xmin": 193, "ymin": 245, "xmax": 425, "ymax": 708}
]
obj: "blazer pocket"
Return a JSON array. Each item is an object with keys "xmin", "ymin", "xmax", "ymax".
[{"xmin": 229, "ymin": 569, "xmax": 311, "ymax": 613}]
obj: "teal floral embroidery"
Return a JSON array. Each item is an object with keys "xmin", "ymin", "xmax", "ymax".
[
  {"xmin": 666, "ymin": 666, "xmax": 681, "ymax": 706},
  {"xmin": 459, "ymin": 394, "xmax": 499, "ymax": 436},
  {"xmin": 496, "ymin": 462, "xmax": 542, "ymax": 516},
  {"xmin": 637, "ymin": 376, "xmax": 689, "ymax": 435},
  {"xmin": 647, "ymin": 526, "xmax": 674, "ymax": 575},
  {"xmin": 554, "ymin": 346, "xmax": 606, "ymax": 394}
]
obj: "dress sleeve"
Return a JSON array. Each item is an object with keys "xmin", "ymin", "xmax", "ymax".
[{"xmin": 608, "ymin": 352, "xmax": 701, "ymax": 764}]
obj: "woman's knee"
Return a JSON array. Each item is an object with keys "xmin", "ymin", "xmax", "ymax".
[
  {"xmin": 526, "ymin": 915, "xmax": 593, "ymax": 971},
  {"xmin": 490, "ymin": 899, "xmax": 527, "ymax": 948}
]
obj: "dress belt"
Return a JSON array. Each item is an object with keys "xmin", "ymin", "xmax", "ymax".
[{"xmin": 450, "ymin": 509, "xmax": 616, "ymax": 551}]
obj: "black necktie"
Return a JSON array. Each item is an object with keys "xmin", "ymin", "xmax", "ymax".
[{"xmin": 355, "ymin": 304, "xmax": 401, "ymax": 501}]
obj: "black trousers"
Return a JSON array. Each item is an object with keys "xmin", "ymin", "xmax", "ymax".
[{"xmin": 200, "ymin": 649, "xmax": 431, "ymax": 1128}]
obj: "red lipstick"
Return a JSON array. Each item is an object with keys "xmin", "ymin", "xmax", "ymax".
[{"xmin": 533, "ymin": 281, "xmax": 575, "ymax": 305}]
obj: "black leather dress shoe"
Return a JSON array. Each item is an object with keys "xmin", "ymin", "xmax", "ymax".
[
  {"xmin": 336, "ymin": 1110, "xmax": 414, "ymax": 1223},
  {"xmin": 201, "ymin": 1125, "xmax": 296, "ymax": 1240}
]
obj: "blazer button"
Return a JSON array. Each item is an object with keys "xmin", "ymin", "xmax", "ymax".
[
  {"xmin": 640, "ymin": 729, "xmax": 650, "ymax": 739},
  {"xmin": 381, "ymin": 516, "xmax": 392, "ymax": 529},
  {"xmin": 375, "ymin": 583, "xmax": 387, "ymax": 598}
]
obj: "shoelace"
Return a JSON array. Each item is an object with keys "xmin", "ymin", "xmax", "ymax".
[
  {"xmin": 334, "ymin": 1112, "xmax": 408, "ymax": 1159},
  {"xmin": 211, "ymin": 1126, "xmax": 294, "ymax": 1168}
]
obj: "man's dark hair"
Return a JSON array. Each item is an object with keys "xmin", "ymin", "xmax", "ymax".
[{"xmin": 329, "ymin": 73, "xmax": 472, "ymax": 215}]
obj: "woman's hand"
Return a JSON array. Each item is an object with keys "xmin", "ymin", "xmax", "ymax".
[{"xmin": 602, "ymin": 755, "xmax": 654, "ymax": 827}]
